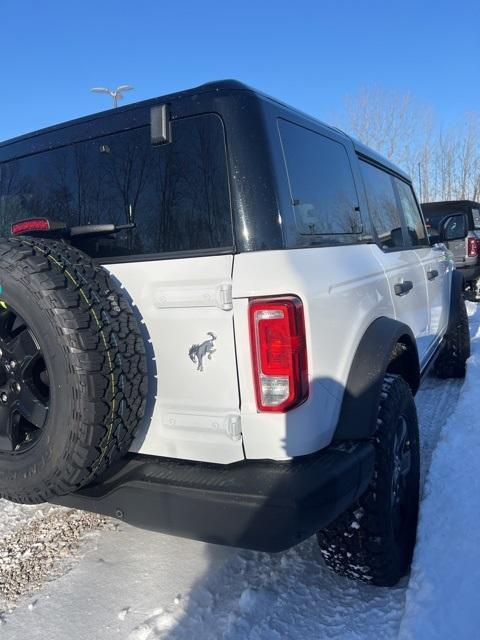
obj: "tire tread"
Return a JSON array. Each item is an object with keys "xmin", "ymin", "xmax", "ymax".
[{"xmin": 0, "ymin": 237, "xmax": 147, "ymax": 503}]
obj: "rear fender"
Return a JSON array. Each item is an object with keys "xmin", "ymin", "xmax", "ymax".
[{"xmin": 334, "ymin": 317, "xmax": 419, "ymax": 441}]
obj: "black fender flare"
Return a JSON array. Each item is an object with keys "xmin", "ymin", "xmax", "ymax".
[
  {"xmin": 334, "ymin": 317, "xmax": 420, "ymax": 441},
  {"xmin": 447, "ymin": 269, "xmax": 465, "ymax": 333}
]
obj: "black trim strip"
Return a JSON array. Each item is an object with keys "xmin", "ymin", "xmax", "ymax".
[{"xmin": 96, "ymin": 246, "xmax": 235, "ymax": 266}]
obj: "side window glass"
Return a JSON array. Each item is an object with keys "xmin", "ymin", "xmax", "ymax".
[
  {"xmin": 360, "ymin": 161, "xmax": 405, "ymax": 250},
  {"xmin": 394, "ymin": 179, "xmax": 429, "ymax": 247},
  {"xmin": 279, "ymin": 120, "xmax": 362, "ymax": 235}
]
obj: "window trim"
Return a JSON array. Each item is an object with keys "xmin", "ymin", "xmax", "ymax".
[{"xmin": 95, "ymin": 245, "xmax": 235, "ymax": 266}]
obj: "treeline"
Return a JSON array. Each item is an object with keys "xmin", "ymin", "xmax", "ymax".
[{"xmin": 335, "ymin": 86, "xmax": 480, "ymax": 203}]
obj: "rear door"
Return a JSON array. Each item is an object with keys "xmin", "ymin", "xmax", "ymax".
[
  {"xmin": 394, "ymin": 178, "xmax": 451, "ymax": 342},
  {"xmin": 359, "ymin": 160, "xmax": 432, "ymax": 363},
  {"xmin": 108, "ymin": 255, "xmax": 242, "ymax": 464}
]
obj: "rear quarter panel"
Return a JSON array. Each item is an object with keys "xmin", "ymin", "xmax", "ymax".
[{"xmin": 233, "ymin": 245, "xmax": 395, "ymax": 460}]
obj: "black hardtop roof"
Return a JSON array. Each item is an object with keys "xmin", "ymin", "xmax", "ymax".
[
  {"xmin": 422, "ymin": 200, "xmax": 480, "ymax": 208},
  {"xmin": 0, "ymin": 79, "xmax": 409, "ymax": 180},
  {"xmin": 0, "ymin": 80, "xmax": 248, "ymax": 149}
]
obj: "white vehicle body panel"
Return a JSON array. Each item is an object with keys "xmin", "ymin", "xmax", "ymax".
[
  {"xmin": 232, "ymin": 245, "xmax": 396, "ymax": 460},
  {"xmin": 106, "ymin": 255, "xmax": 244, "ymax": 464},
  {"xmin": 370, "ymin": 246, "xmax": 432, "ymax": 363},
  {"xmin": 414, "ymin": 245, "xmax": 452, "ymax": 343}
]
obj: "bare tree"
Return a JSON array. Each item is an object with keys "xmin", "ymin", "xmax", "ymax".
[
  {"xmin": 336, "ymin": 86, "xmax": 434, "ymax": 172},
  {"xmin": 336, "ymin": 86, "xmax": 480, "ymax": 203}
]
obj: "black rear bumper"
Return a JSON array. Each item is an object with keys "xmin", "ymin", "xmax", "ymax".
[{"xmin": 52, "ymin": 442, "xmax": 374, "ymax": 552}]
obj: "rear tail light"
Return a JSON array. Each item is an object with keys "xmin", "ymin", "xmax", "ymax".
[
  {"xmin": 11, "ymin": 218, "xmax": 51, "ymax": 235},
  {"xmin": 11, "ymin": 218, "xmax": 67, "ymax": 236},
  {"xmin": 468, "ymin": 236, "xmax": 478, "ymax": 257},
  {"xmin": 249, "ymin": 296, "xmax": 308, "ymax": 412}
]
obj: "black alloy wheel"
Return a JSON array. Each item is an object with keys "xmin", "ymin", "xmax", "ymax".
[
  {"xmin": 391, "ymin": 415, "xmax": 412, "ymax": 533},
  {"xmin": 0, "ymin": 304, "xmax": 49, "ymax": 453}
]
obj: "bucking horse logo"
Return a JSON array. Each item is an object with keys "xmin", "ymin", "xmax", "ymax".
[{"xmin": 188, "ymin": 332, "xmax": 217, "ymax": 371}]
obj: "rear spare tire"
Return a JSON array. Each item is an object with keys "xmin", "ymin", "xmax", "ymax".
[{"xmin": 0, "ymin": 237, "xmax": 147, "ymax": 503}]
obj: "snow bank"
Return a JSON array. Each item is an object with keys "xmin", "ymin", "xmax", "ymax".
[{"xmin": 400, "ymin": 305, "xmax": 480, "ymax": 639}]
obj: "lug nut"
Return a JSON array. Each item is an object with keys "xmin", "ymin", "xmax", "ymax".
[
  {"xmin": 0, "ymin": 348, "xmax": 3, "ymax": 358},
  {"xmin": 9, "ymin": 361, "xmax": 16, "ymax": 369},
  {"xmin": 12, "ymin": 382, "xmax": 21, "ymax": 394},
  {"xmin": 0, "ymin": 392, "xmax": 7, "ymax": 403}
]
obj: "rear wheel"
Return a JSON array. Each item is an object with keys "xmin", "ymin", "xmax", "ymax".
[{"xmin": 317, "ymin": 375, "xmax": 419, "ymax": 587}]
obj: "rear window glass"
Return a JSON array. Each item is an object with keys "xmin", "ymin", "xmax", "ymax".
[
  {"xmin": 279, "ymin": 120, "xmax": 361, "ymax": 235},
  {"xmin": 0, "ymin": 114, "xmax": 233, "ymax": 259}
]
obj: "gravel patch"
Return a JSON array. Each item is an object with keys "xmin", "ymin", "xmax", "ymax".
[{"xmin": 0, "ymin": 508, "xmax": 109, "ymax": 610}]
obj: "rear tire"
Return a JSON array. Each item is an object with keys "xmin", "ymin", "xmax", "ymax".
[
  {"xmin": 434, "ymin": 296, "xmax": 470, "ymax": 379},
  {"xmin": 317, "ymin": 374, "xmax": 419, "ymax": 587}
]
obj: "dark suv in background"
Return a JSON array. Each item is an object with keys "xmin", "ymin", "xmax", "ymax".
[{"xmin": 422, "ymin": 200, "xmax": 480, "ymax": 300}]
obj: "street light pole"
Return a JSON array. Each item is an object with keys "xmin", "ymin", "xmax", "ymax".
[{"xmin": 90, "ymin": 85, "xmax": 134, "ymax": 108}]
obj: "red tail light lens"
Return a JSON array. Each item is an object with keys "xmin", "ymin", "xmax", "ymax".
[
  {"xmin": 468, "ymin": 236, "xmax": 478, "ymax": 257},
  {"xmin": 11, "ymin": 218, "xmax": 51, "ymax": 235},
  {"xmin": 249, "ymin": 296, "xmax": 308, "ymax": 412}
]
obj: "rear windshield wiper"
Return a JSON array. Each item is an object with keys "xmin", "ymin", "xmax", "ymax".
[{"xmin": 69, "ymin": 223, "xmax": 135, "ymax": 237}]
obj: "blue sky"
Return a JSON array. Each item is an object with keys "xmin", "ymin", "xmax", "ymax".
[{"xmin": 1, "ymin": 0, "xmax": 479, "ymax": 141}]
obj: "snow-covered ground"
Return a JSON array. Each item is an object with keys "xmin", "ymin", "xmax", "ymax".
[{"xmin": 1, "ymin": 305, "xmax": 479, "ymax": 639}]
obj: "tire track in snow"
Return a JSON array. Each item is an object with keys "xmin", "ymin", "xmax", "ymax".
[{"xmin": 415, "ymin": 376, "xmax": 463, "ymax": 486}]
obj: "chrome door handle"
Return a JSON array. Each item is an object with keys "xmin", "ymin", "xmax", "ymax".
[
  {"xmin": 427, "ymin": 269, "xmax": 439, "ymax": 280},
  {"xmin": 394, "ymin": 280, "xmax": 413, "ymax": 296}
]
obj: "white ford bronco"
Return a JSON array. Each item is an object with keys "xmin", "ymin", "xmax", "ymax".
[{"xmin": 0, "ymin": 81, "xmax": 470, "ymax": 586}]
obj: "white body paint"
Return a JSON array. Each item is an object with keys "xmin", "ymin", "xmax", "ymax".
[{"xmin": 107, "ymin": 241, "xmax": 452, "ymax": 464}]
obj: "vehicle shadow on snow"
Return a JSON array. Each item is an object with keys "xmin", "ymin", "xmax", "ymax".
[
  {"xmin": 126, "ymin": 382, "xmax": 406, "ymax": 640},
  {"xmin": 147, "ymin": 540, "xmax": 407, "ymax": 640},
  {"xmin": 127, "ymin": 308, "xmax": 479, "ymax": 640}
]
